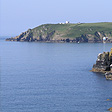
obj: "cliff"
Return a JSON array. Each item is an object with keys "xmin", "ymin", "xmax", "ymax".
[
  {"xmin": 92, "ymin": 48, "xmax": 112, "ymax": 80},
  {"xmin": 6, "ymin": 22, "xmax": 112, "ymax": 43},
  {"xmin": 92, "ymin": 51, "xmax": 111, "ymax": 73}
]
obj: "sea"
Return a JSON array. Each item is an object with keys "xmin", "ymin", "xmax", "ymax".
[{"xmin": 0, "ymin": 37, "xmax": 112, "ymax": 112}]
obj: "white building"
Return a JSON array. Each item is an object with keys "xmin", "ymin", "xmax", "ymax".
[{"xmin": 66, "ymin": 21, "xmax": 69, "ymax": 24}]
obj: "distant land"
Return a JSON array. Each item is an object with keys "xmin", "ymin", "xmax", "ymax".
[{"xmin": 6, "ymin": 22, "xmax": 112, "ymax": 43}]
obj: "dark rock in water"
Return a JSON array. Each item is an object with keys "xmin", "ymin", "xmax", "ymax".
[
  {"xmin": 105, "ymin": 72, "xmax": 112, "ymax": 80},
  {"xmin": 92, "ymin": 48, "xmax": 112, "ymax": 73}
]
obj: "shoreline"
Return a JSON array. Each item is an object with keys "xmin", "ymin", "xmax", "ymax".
[{"xmin": 5, "ymin": 39, "xmax": 112, "ymax": 43}]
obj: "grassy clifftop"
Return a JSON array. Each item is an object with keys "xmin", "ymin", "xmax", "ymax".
[{"xmin": 6, "ymin": 22, "xmax": 112, "ymax": 42}]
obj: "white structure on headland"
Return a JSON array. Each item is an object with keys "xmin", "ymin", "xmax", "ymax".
[
  {"xmin": 59, "ymin": 21, "xmax": 70, "ymax": 24},
  {"xmin": 59, "ymin": 23, "xmax": 64, "ymax": 24},
  {"xmin": 66, "ymin": 21, "xmax": 69, "ymax": 24}
]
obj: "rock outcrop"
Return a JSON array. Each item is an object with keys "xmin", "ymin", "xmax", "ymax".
[
  {"xmin": 108, "ymin": 107, "xmax": 112, "ymax": 111},
  {"xmin": 92, "ymin": 48, "xmax": 112, "ymax": 73},
  {"xmin": 105, "ymin": 72, "xmax": 112, "ymax": 80},
  {"xmin": 92, "ymin": 48, "xmax": 112, "ymax": 80},
  {"xmin": 92, "ymin": 52, "xmax": 110, "ymax": 72}
]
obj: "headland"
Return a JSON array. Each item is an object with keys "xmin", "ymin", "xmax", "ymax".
[{"xmin": 6, "ymin": 22, "xmax": 112, "ymax": 43}]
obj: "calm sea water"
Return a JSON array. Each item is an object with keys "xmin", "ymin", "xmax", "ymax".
[{"xmin": 0, "ymin": 37, "xmax": 112, "ymax": 112}]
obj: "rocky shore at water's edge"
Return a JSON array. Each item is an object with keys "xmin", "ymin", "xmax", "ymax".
[
  {"xmin": 92, "ymin": 48, "xmax": 112, "ymax": 111},
  {"xmin": 91, "ymin": 48, "xmax": 112, "ymax": 80}
]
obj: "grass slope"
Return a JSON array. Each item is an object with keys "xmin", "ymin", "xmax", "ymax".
[{"xmin": 32, "ymin": 22, "xmax": 112, "ymax": 39}]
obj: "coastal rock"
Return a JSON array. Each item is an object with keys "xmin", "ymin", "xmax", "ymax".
[
  {"xmin": 92, "ymin": 48, "xmax": 112, "ymax": 73},
  {"xmin": 92, "ymin": 48, "xmax": 112, "ymax": 80},
  {"xmin": 105, "ymin": 72, "xmax": 112, "ymax": 80},
  {"xmin": 108, "ymin": 107, "xmax": 112, "ymax": 111}
]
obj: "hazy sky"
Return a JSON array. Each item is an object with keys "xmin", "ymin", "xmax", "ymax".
[{"xmin": 0, "ymin": 0, "xmax": 112, "ymax": 36}]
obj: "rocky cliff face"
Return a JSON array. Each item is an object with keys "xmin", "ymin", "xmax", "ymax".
[
  {"xmin": 92, "ymin": 49, "xmax": 112, "ymax": 73},
  {"xmin": 6, "ymin": 23, "xmax": 112, "ymax": 43}
]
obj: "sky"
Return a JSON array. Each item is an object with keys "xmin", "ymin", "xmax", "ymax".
[{"xmin": 0, "ymin": 0, "xmax": 112, "ymax": 36}]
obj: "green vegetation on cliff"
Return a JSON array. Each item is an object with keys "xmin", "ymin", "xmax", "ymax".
[{"xmin": 6, "ymin": 22, "xmax": 112, "ymax": 42}]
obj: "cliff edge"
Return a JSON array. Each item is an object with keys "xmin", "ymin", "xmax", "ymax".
[
  {"xmin": 92, "ymin": 48, "xmax": 112, "ymax": 73},
  {"xmin": 92, "ymin": 48, "xmax": 112, "ymax": 80}
]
